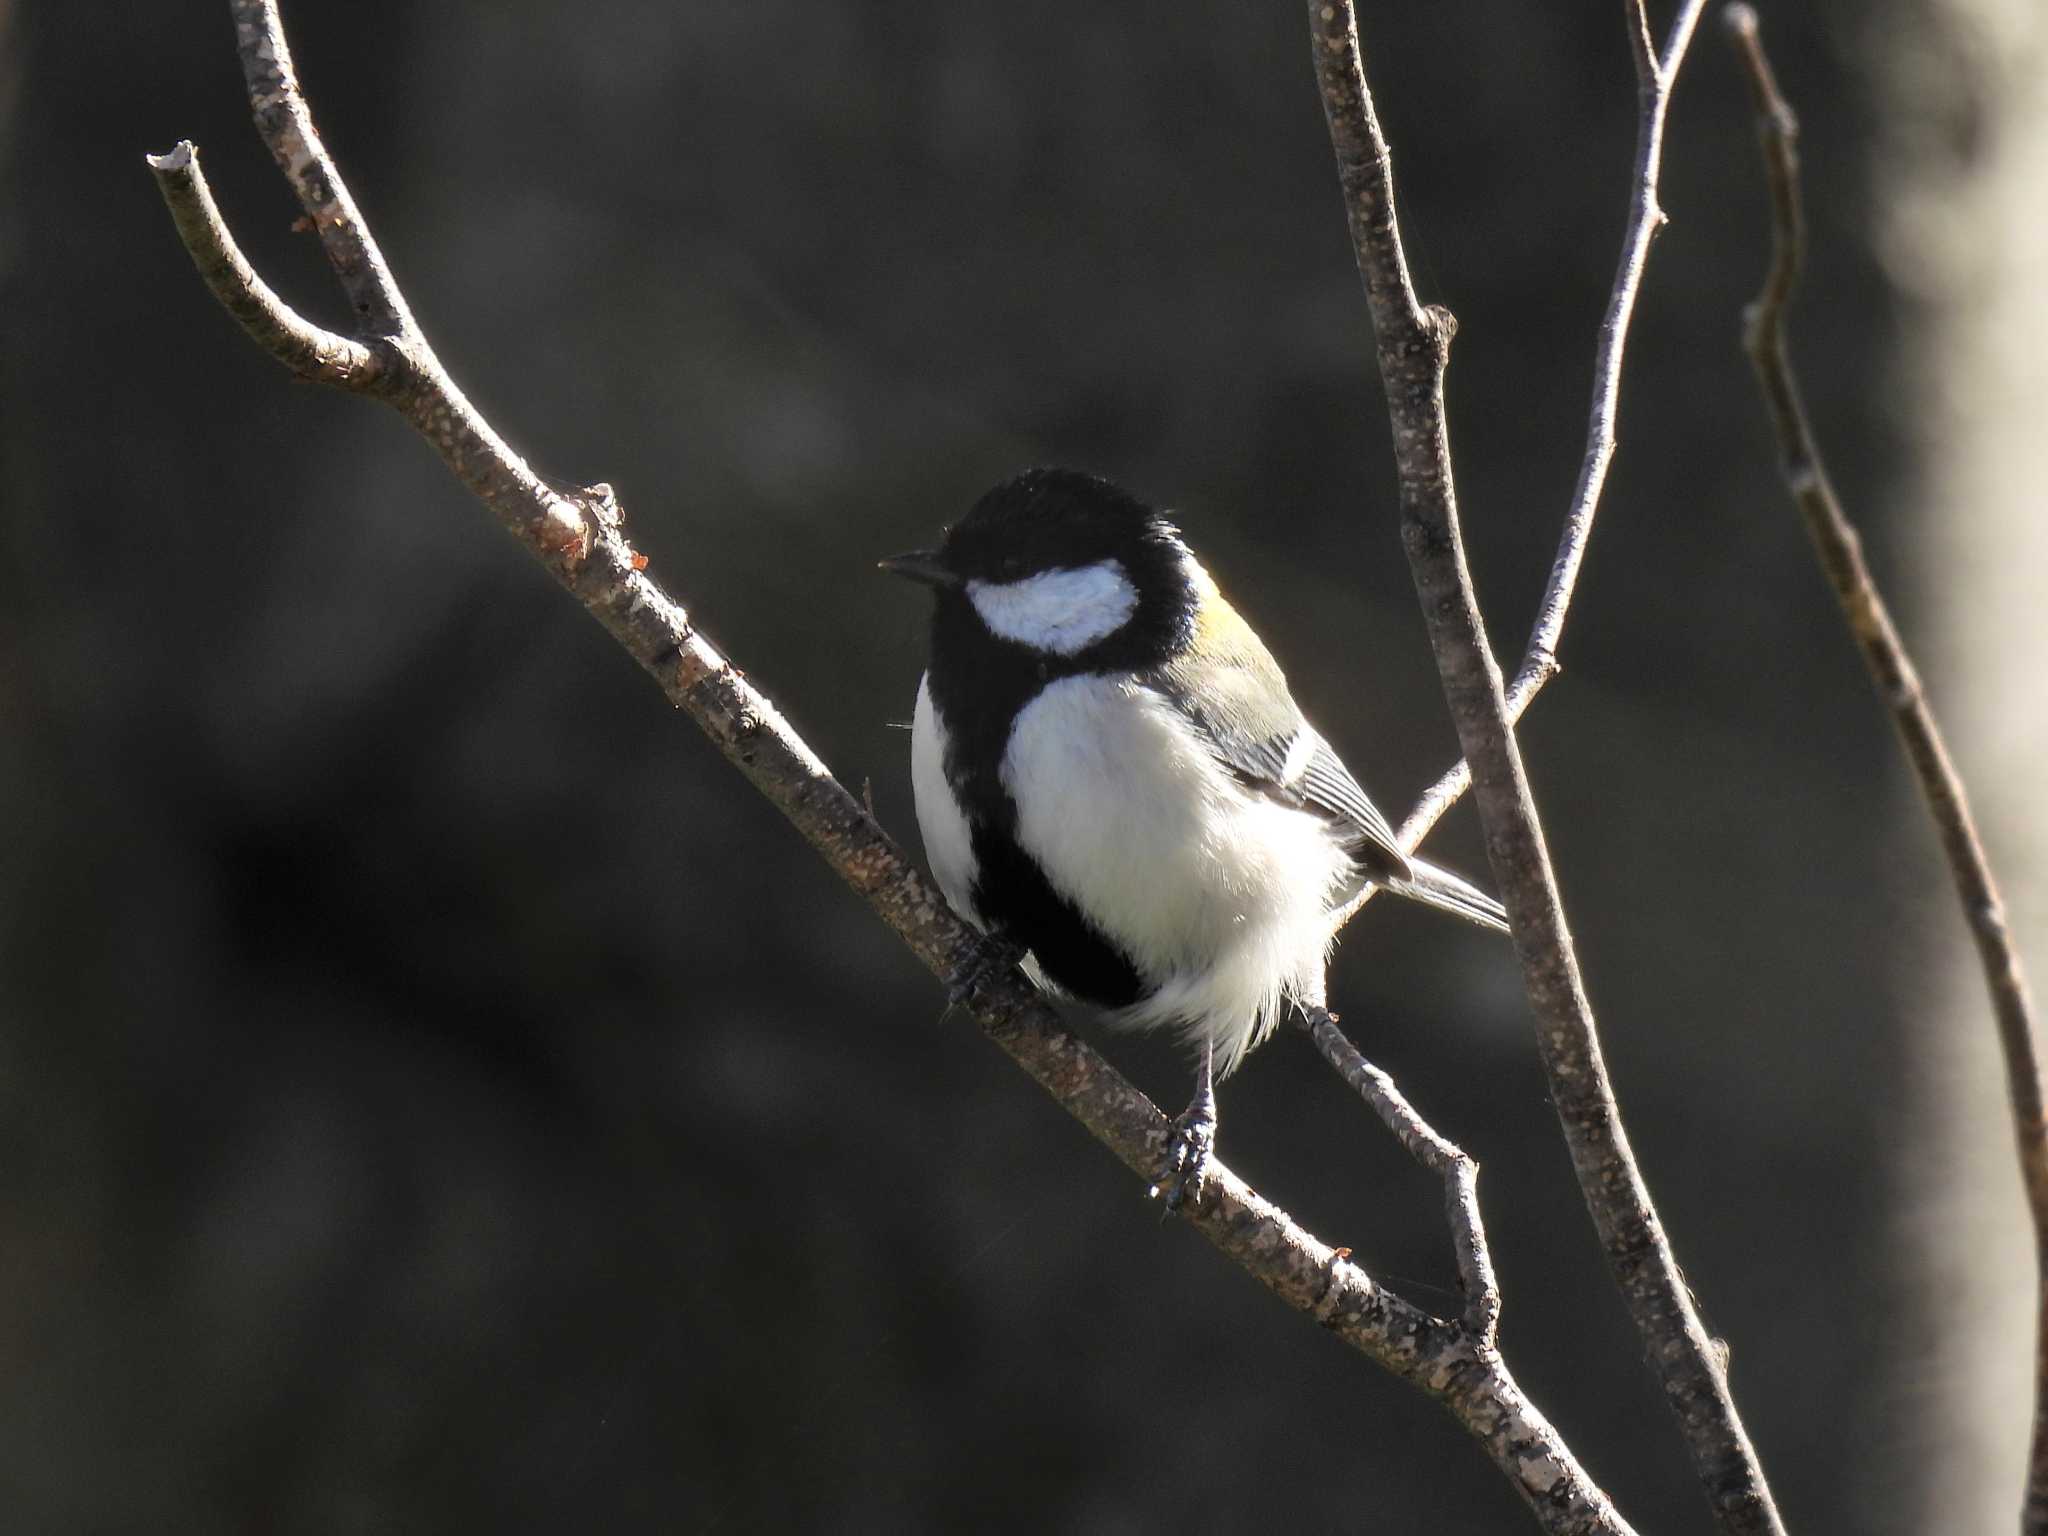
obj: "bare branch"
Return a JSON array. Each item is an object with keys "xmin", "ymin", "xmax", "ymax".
[
  {"xmin": 1336, "ymin": 0, "xmax": 1709, "ymax": 924},
  {"xmin": 146, "ymin": 141, "xmax": 378, "ymax": 386},
  {"xmin": 1628, "ymin": 0, "xmax": 1658, "ymax": 84},
  {"xmin": 1536, "ymin": 0, "xmax": 1707, "ymax": 687},
  {"xmin": 151, "ymin": 3, "xmax": 1636, "ymax": 1528},
  {"xmin": 1306, "ymin": 3, "xmax": 1786, "ymax": 1532},
  {"xmin": 1654, "ymin": 0, "xmax": 1710, "ymax": 77},
  {"xmin": 1724, "ymin": 7, "xmax": 2048, "ymax": 1529},
  {"xmin": 1302, "ymin": 1008, "xmax": 1500, "ymax": 1342},
  {"xmin": 230, "ymin": 0, "xmax": 411, "ymax": 337}
]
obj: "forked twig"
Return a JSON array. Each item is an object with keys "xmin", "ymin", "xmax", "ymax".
[
  {"xmin": 1335, "ymin": 0, "xmax": 1709, "ymax": 916},
  {"xmin": 147, "ymin": 3, "xmax": 1632, "ymax": 1528},
  {"xmin": 1313, "ymin": 0, "xmax": 1699, "ymax": 1428},
  {"xmin": 1306, "ymin": 2, "xmax": 1786, "ymax": 1532},
  {"xmin": 1302, "ymin": 1008, "xmax": 1500, "ymax": 1340},
  {"xmin": 1725, "ymin": 7, "xmax": 2048, "ymax": 1529}
]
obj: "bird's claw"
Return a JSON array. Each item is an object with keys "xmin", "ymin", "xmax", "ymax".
[
  {"xmin": 1149, "ymin": 1100, "xmax": 1218, "ymax": 1212},
  {"xmin": 945, "ymin": 934, "xmax": 1027, "ymax": 1010}
]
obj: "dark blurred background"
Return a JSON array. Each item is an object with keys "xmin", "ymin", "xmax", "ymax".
[{"xmin": 4, "ymin": 1, "xmax": 2041, "ymax": 1531}]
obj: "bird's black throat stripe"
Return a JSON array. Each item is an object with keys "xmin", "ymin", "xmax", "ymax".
[
  {"xmin": 966, "ymin": 824, "xmax": 1147, "ymax": 1009},
  {"xmin": 924, "ymin": 601, "xmax": 1161, "ymax": 1011}
]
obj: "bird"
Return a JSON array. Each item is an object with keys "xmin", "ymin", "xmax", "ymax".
[{"xmin": 880, "ymin": 467, "xmax": 1507, "ymax": 1207}]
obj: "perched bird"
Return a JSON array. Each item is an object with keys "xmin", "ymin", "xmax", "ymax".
[{"xmin": 881, "ymin": 468, "xmax": 1507, "ymax": 1206}]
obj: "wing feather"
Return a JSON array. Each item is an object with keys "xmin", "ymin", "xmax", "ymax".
[
  {"xmin": 1143, "ymin": 681, "xmax": 1410, "ymax": 885},
  {"xmin": 1292, "ymin": 735, "xmax": 1409, "ymax": 880},
  {"xmin": 1144, "ymin": 557, "xmax": 1412, "ymax": 885}
]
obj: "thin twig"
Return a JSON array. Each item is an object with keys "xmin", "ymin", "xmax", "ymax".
[
  {"xmin": 1628, "ymin": 0, "xmax": 1660, "ymax": 81},
  {"xmin": 1335, "ymin": 0, "xmax": 1707, "ymax": 924},
  {"xmin": 1537, "ymin": 0, "xmax": 1706, "ymax": 687},
  {"xmin": 1306, "ymin": 4, "xmax": 1786, "ymax": 1533},
  {"xmin": 145, "ymin": 142, "xmax": 378, "ymax": 385},
  {"xmin": 231, "ymin": 0, "xmax": 411, "ymax": 337},
  {"xmin": 148, "ymin": 3, "xmax": 1635, "ymax": 1528},
  {"xmin": 1724, "ymin": 7, "xmax": 2048, "ymax": 1529},
  {"xmin": 1302, "ymin": 1008, "xmax": 1500, "ymax": 1341}
]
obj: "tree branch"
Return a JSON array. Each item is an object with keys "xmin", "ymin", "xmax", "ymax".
[
  {"xmin": 1724, "ymin": 8, "xmax": 2048, "ymax": 1530},
  {"xmin": 1303, "ymin": 1007, "xmax": 1500, "ymax": 1341},
  {"xmin": 1306, "ymin": 4, "xmax": 1786, "ymax": 1533},
  {"xmin": 1530, "ymin": 0, "xmax": 1706, "ymax": 710},
  {"xmin": 230, "ymin": 0, "xmax": 410, "ymax": 336},
  {"xmin": 1336, "ymin": 0, "xmax": 1708, "ymax": 924},
  {"xmin": 144, "ymin": 141, "xmax": 378, "ymax": 386},
  {"xmin": 149, "ymin": 2, "xmax": 1634, "ymax": 1528}
]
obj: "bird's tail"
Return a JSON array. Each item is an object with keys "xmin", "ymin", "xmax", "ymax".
[{"xmin": 1386, "ymin": 857, "xmax": 1510, "ymax": 933}]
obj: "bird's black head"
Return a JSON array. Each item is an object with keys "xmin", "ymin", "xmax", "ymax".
[
  {"xmin": 880, "ymin": 468, "xmax": 1197, "ymax": 671},
  {"xmin": 936, "ymin": 468, "xmax": 1180, "ymax": 589}
]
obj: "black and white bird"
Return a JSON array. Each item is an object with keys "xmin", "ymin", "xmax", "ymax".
[{"xmin": 881, "ymin": 468, "xmax": 1507, "ymax": 1206}]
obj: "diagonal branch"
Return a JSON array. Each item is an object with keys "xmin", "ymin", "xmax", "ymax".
[
  {"xmin": 1724, "ymin": 8, "xmax": 2048, "ymax": 1531},
  {"xmin": 230, "ymin": 0, "xmax": 412, "ymax": 336},
  {"xmin": 1302, "ymin": 1007, "xmax": 1500, "ymax": 1341},
  {"xmin": 1336, "ymin": 0, "xmax": 1708, "ymax": 921},
  {"xmin": 148, "ymin": 2, "xmax": 1634, "ymax": 1529},
  {"xmin": 1527, "ymin": 0, "xmax": 1707, "ymax": 716},
  {"xmin": 1306, "ymin": 3, "xmax": 1786, "ymax": 1533}
]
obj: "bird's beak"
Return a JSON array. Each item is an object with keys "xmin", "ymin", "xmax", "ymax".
[{"xmin": 877, "ymin": 549, "xmax": 962, "ymax": 589}]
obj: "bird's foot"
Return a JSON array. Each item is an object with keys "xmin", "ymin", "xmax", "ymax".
[
  {"xmin": 945, "ymin": 932, "xmax": 1028, "ymax": 1011},
  {"xmin": 1149, "ymin": 1042, "xmax": 1219, "ymax": 1212},
  {"xmin": 1149, "ymin": 1102, "xmax": 1217, "ymax": 1212}
]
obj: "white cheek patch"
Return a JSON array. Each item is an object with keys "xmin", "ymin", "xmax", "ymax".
[{"xmin": 967, "ymin": 560, "xmax": 1138, "ymax": 655}]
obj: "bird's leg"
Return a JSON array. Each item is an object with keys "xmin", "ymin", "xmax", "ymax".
[{"xmin": 1150, "ymin": 1038, "xmax": 1218, "ymax": 1211}]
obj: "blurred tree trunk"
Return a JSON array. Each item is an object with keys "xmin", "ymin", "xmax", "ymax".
[{"xmin": 1878, "ymin": 0, "xmax": 2047, "ymax": 1525}]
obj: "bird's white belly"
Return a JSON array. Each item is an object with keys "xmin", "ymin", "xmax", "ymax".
[{"xmin": 999, "ymin": 673, "xmax": 1350, "ymax": 1073}]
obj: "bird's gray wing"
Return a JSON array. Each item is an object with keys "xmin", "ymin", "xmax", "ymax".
[
  {"xmin": 1144, "ymin": 604, "xmax": 1410, "ymax": 886},
  {"xmin": 1289, "ymin": 735, "xmax": 1409, "ymax": 880},
  {"xmin": 1203, "ymin": 715, "xmax": 1411, "ymax": 886}
]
